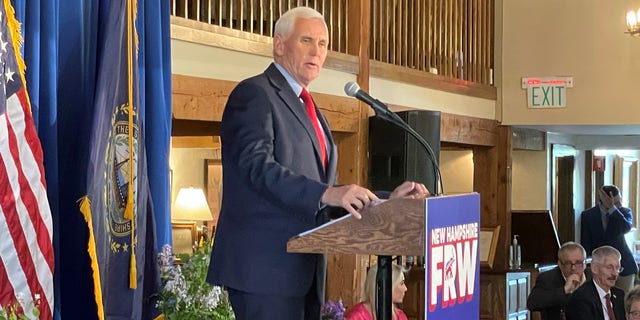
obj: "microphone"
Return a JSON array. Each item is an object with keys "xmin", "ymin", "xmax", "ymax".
[
  {"xmin": 344, "ymin": 81, "xmax": 394, "ymax": 119},
  {"xmin": 343, "ymin": 81, "xmax": 444, "ymax": 195}
]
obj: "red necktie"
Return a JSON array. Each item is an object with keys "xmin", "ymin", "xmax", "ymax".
[
  {"xmin": 300, "ymin": 88, "xmax": 327, "ymax": 167},
  {"xmin": 605, "ymin": 293, "xmax": 616, "ymax": 320}
]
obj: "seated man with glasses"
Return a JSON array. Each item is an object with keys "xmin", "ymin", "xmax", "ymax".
[
  {"xmin": 527, "ymin": 242, "xmax": 591, "ymax": 320},
  {"xmin": 626, "ymin": 285, "xmax": 640, "ymax": 320},
  {"xmin": 566, "ymin": 245, "xmax": 626, "ymax": 320}
]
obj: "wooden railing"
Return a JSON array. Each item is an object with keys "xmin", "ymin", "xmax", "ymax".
[
  {"xmin": 170, "ymin": 0, "xmax": 494, "ymax": 86},
  {"xmin": 371, "ymin": 0, "xmax": 493, "ymax": 84}
]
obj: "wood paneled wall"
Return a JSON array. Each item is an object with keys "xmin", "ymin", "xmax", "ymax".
[{"xmin": 171, "ymin": 74, "xmax": 510, "ymax": 308}]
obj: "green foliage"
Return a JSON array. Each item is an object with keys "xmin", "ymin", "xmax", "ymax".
[
  {"xmin": 0, "ymin": 296, "xmax": 40, "ymax": 320},
  {"xmin": 157, "ymin": 240, "xmax": 235, "ymax": 320}
]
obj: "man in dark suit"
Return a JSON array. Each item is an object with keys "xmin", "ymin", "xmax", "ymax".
[
  {"xmin": 527, "ymin": 242, "xmax": 591, "ymax": 320},
  {"xmin": 566, "ymin": 245, "xmax": 626, "ymax": 320},
  {"xmin": 581, "ymin": 185, "xmax": 637, "ymax": 293},
  {"xmin": 205, "ymin": 6, "xmax": 429, "ymax": 320}
]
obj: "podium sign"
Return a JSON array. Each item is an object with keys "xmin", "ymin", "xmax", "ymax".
[
  {"xmin": 425, "ymin": 193, "xmax": 479, "ymax": 319},
  {"xmin": 287, "ymin": 193, "xmax": 480, "ymax": 319}
]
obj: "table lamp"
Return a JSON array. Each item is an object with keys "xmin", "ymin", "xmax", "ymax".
[{"xmin": 172, "ymin": 186, "xmax": 213, "ymax": 246}]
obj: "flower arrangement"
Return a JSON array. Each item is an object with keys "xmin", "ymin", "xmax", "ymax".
[
  {"xmin": 321, "ymin": 299, "xmax": 345, "ymax": 320},
  {"xmin": 0, "ymin": 294, "xmax": 40, "ymax": 320},
  {"xmin": 157, "ymin": 240, "xmax": 234, "ymax": 320}
]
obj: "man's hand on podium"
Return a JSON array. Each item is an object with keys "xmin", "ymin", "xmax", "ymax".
[
  {"xmin": 320, "ymin": 181, "xmax": 429, "ymax": 220},
  {"xmin": 389, "ymin": 181, "xmax": 430, "ymax": 200},
  {"xmin": 321, "ymin": 184, "xmax": 379, "ymax": 219}
]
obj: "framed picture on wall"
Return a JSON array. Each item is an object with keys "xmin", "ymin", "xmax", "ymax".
[
  {"xmin": 206, "ymin": 159, "xmax": 222, "ymax": 227},
  {"xmin": 172, "ymin": 222, "xmax": 196, "ymax": 255},
  {"xmin": 480, "ymin": 225, "xmax": 500, "ymax": 269}
]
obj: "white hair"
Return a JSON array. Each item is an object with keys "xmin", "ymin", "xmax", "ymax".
[
  {"xmin": 591, "ymin": 245, "xmax": 621, "ymax": 264},
  {"xmin": 274, "ymin": 7, "xmax": 325, "ymax": 40}
]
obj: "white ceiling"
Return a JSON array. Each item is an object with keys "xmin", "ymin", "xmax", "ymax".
[
  {"xmin": 514, "ymin": 125, "xmax": 640, "ymax": 150},
  {"xmin": 517, "ymin": 125, "xmax": 640, "ymax": 136}
]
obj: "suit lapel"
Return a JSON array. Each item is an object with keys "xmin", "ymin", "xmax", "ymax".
[
  {"xmin": 321, "ymin": 116, "xmax": 337, "ymax": 184},
  {"xmin": 264, "ymin": 64, "xmax": 331, "ymax": 177},
  {"xmin": 590, "ymin": 207, "xmax": 606, "ymax": 234},
  {"xmin": 611, "ymin": 289, "xmax": 625, "ymax": 320},
  {"xmin": 585, "ymin": 282, "xmax": 606, "ymax": 319}
]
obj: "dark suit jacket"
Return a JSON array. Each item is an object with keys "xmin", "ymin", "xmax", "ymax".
[
  {"xmin": 566, "ymin": 281, "xmax": 625, "ymax": 320},
  {"xmin": 580, "ymin": 205, "xmax": 637, "ymax": 276},
  {"xmin": 527, "ymin": 267, "xmax": 592, "ymax": 320},
  {"xmin": 206, "ymin": 63, "xmax": 338, "ymax": 297}
]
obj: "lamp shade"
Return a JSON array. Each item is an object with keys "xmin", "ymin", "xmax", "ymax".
[{"xmin": 172, "ymin": 187, "xmax": 213, "ymax": 221}]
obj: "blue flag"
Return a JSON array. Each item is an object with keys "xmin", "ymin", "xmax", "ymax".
[{"xmin": 79, "ymin": 0, "xmax": 159, "ymax": 319}]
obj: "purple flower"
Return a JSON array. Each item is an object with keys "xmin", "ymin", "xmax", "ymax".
[{"xmin": 321, "ymin": 299, "xmax": 345, "ymax": 320}]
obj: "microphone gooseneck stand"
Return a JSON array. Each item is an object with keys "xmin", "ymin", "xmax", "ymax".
[
  {"xmin": 376, "ymin": 256, "xmax": 393, "ymax": 320},
  {"xmin": 375, "ymin": 110, "xmax": 444, "ymax": 196},
  {"xmin": 371, "ymin": 106, "xmax": 443, "ymax": 320},
  {"xmin": 345, "ymin": 81, "xmax": 444, "ymax": 320}
]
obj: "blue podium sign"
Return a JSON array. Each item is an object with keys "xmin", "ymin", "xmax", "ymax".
[{"xmin": 425, "ymin": 193, "xmax": 480, "ymax": 319}]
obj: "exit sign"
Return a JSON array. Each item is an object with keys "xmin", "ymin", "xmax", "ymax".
[{"xmin": 521, "ymin": 77, "xmax": 573, "ymax": 108}]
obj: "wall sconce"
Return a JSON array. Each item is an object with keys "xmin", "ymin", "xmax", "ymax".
[
  {"xmin": 626, "ymin": 9, "xmax": 640, "ymax": 37},
  {"xmin": 172, "ymin": 187, "xmax": 213, "ymax": 251}
]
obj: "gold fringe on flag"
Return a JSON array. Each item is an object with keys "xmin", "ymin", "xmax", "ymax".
[
  {"xmin": 123, "ymin": 0, "xmax": 135, "ymax": 222},
  {"xmin": 79, "ymin": 197, "xmax": 106, "ymax": 320},
  {"xmin": 129, "ymin": 218, "xmax": 137, "ymax": 289},
  {"xmin": 3, "ymin": 0, "xmax": 32, "ymax": 113},
  {"xmin": 125, "ymin": 0, "xmax": 138, "ymax": 289}
]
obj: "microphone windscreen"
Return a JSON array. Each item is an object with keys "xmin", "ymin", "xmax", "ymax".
[{"xmin": 344, "ymin": 81, "xmax": 360, "ymax": 97}]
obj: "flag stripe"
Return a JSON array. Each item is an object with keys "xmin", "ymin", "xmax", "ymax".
[
  {"xmin": 0, "ymin": 1, "xmax": 54, "ymax": 319},
  {"xmin": 5, "ymin": 90, "xmax": 54, "ymax": 315},
  {"xmin": 16, "ymin": 89, "xmax": 48, "ymax": 189},
  {"xmin": 0, "ymin": 191, "xmax": 20, "ymax": 312},
  {"xmin": 0, "ymin": 258, "xmax": 18, "ymax": 308},
  {"xmin": 0, "ymin": 160, "xmax": 41, "ymax": 317},
  {"xmin": 0, "ymin": 206, "xmax": 30, "ymax": 315},
  {"xmin": 0, "ymin": 115, "xmax": 52, "ymax": 319},
  {"xmin": 9, "ymin": 90, "xmax": 54, "ymax": 271},
  {"xmin": 0, "ymin": 119, "xmax": 34, "ymax": 310}
]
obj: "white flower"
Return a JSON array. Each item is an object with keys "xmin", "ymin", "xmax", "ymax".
[
  {"xmin": 14, "ymin": 292, "xmax": 25, "ymax": 305},
  {"xmin": 200, "ymin": 286, "xmax": 222, "ymax": 311},
  {"xmin": 157, "ymin": 240, "xmax": 235, "ymax": 318}
]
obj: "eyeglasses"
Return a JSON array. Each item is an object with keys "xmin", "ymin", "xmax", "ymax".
[
  {"xmin": 603, "ymin": 264, "xmax": 624, "ymax": 273},
  {"xmin": 560, "ymin": 260, "xmax": 585, "ymax": 268},
  {"xmin": 629, "ymin": 310, "xmax": 640, "ymax": 318}
]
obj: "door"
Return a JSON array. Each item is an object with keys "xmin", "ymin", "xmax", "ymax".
[{"xmin": 556, "ymin": 155, "xmax": 575, "ymax": 244}]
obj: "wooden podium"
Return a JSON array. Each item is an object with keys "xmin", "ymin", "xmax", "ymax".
[{"xmin": 288, "ymin": 193, "xmax": 481, "ymax": 320}]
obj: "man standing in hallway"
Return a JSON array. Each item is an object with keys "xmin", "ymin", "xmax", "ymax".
[{"xmin": 581, "ymin": 185, "xmax": 637, "ymax": 293}]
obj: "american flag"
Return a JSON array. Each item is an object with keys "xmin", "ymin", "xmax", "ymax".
[{"xmin": 0, "ymin": 2, "xmax": 54, "ymax": 320}]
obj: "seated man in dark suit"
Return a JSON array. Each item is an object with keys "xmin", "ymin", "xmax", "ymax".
[
  {"xmin": 527, "ymin": 242, "xmax": 591, "ymax": 320},
  {"xmin": 566, "ymin": 245, "xmax": 626, "ymax": 320}
]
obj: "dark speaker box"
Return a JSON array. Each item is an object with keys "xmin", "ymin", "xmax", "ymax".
[{"xmin": 368, "ymin": 110, "xmax": 441, "ymax": 193}]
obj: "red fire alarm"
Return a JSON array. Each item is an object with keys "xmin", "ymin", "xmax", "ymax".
[{"xmin": 593, "ymin": 156, "xmax": 605, "ymax": 172}]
